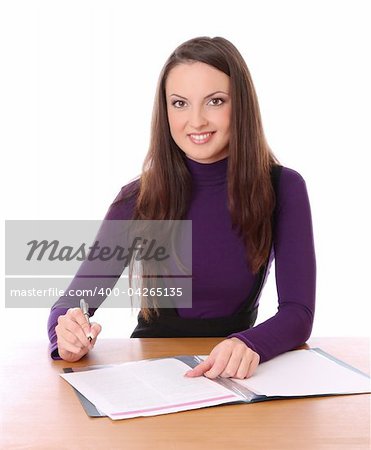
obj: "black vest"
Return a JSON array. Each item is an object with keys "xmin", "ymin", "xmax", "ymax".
[{"xmin": 130, "ymin": 165, "xmax": 282, "ymax": 338}]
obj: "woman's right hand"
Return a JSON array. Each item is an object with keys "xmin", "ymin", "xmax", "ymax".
[{"xmin": 55, "ymin": 308, "xmax": 102, "ymax": 362}]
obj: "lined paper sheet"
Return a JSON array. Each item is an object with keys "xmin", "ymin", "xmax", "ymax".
[
  {"xmin": 61, "ymin": 358, "xmax": 242, "ymax": 420},
  {"xmin": 232, "ymin": 349, "xmax": 371, "ymax": 397}
]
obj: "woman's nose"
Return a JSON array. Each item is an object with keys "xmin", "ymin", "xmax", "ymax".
[{"xmin": 188, "ymin": 107, "xmax": 208, "ymax": 129}]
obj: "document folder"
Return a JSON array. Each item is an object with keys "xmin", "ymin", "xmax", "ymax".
[{"xmin": 61, "ymin": 348, "xmax": 371, "ymax": 420}]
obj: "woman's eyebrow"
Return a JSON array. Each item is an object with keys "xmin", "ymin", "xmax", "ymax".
[{"xmin": 169, "ymin": 91, "xmax": 230, "ymax": 100}]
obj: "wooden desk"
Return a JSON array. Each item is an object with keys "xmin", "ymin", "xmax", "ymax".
[{"xmin": 1, "ymin": 337, "xmax": 370, "ymax": 450}]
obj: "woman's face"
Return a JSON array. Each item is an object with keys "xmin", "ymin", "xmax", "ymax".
[{"xmin": 165, "ymin": 62, "xmax": 231, "ymax": 164}]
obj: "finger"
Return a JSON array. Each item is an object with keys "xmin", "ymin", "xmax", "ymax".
[
  {"xmin": 58, "ymin": 341, "xmax": 89, "ymax": 362},
  {"xmin": 57, "ymin": 321, "xmax": 90, "ymax": 351},
  {"xmin": 234, "ymin": 352, "xmax": 259, "ymax": 379},
  {"xmin": 68, "ymin": 308, "xmax": 93, "ymax": 340},
  {"xmin": 58, "ymin": 311, "xmax": 92, "ymax": 349},
  {"xmin": 220, "ymin": 352, "xmax": 244, "ymax": 378},
  {"xmin": 184, "ymin": 359, "xmax": 213, "ymax": 377},
  {"xmin": 89, "ymin": 322, "xmax": 102, "ymax": 344},
  {"xmin": 245, "ymin": 353, "xmax": 260, "ymax": 379},
  {"xmin": 57, "ymin": 329, "xmax": 88, "ymax": 356},
  {"xmin": 62, "ymin": 318, "xmax": 91, "ymax": 349},
  {"xmin": 234, "ymin": 355, "xmax": 252, "ymax": 379},
  {"xmin": 204, "ymin": 353, "xmax": 233, "ymax": 379}
]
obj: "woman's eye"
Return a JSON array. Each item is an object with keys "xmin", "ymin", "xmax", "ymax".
[
  {"xmin": 208, "ymin": 98, "xmax": 224, "ymax": 106},
  {"xmin": 172, "ymin": 100, "xmax": 186, "ymax": 108}
]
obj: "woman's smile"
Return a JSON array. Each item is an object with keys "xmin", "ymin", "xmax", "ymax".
[{"xmin": 188, "ymin": 131, "xmax": 216, "ymax": 144}]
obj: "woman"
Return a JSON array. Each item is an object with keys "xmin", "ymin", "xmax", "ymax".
[{"xmin": 48, "ymin": 36, "xmax": 316, "ymax": 380}]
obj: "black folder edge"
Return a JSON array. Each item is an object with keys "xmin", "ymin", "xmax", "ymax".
[
  {"xmin": 62, "ymin": 348, "xmax": 370, "ymax": 418},
  {"xmin": 63, "ymin": 367, "xmax": 106, "ymax": 417}
]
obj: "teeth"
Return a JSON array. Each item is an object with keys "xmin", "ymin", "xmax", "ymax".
[{"xmin": 190, "ymin": 133, "xmax": 212, "ymax": 140}]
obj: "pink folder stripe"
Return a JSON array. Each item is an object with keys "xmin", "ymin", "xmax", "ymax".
[{"xmin": 110, "ymin": 394, "xmax": 236, "ymax": 416}]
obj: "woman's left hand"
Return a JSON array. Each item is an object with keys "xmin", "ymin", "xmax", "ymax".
[{"xmin": 184, "ymin": 337, "xmax": 260, "ymax": 379}]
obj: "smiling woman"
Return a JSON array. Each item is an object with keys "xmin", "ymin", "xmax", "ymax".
[{"xmin": 47, "ymin": 36, "xmax": 316, "ymax": 381}]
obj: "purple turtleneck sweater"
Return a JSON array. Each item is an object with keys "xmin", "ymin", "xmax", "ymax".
[{"xmin": 47, "ymin": 156, "xmax": 316, "ymax": 363}]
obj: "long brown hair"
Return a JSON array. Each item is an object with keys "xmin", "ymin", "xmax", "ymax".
[{"xmin": 126, "ymin": 37, "xmax": 278, "ymax": 321}]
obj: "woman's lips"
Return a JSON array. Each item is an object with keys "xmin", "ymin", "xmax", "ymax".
[{"xmin": 188, "ymin": 131, "xmax": 215, "ymax": 144}]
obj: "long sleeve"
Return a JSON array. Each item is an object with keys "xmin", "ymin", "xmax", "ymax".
[
  {"xmin": 47, "ymin": 180, "xmax": 139, "ymax": 359},
  {"xmin": 229, "ymin": 168, "xmax": 316, "ymax": 362}
]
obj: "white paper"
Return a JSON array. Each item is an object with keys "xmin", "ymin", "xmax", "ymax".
[
  {"xmin": 232, "ymin": 349, "xmax": 371, "ymax": 397},
  {"xmin": 61, "ymin": 358, "xmax": 242, "ymax": 420}
]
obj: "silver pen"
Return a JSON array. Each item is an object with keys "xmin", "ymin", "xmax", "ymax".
[{"xmin": 80, "ymin": 298, "xmax": 93, "ymax": 342}]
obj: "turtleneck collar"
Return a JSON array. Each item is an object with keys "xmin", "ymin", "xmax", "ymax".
[{"xmin": 184, "ymin": 155, "xmax": 228, "ymax": 186}]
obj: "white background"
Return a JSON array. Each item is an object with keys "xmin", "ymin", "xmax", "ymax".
[{"xmin": 1, "ymin": 0, "xmax": 370, "ymax": 345}]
